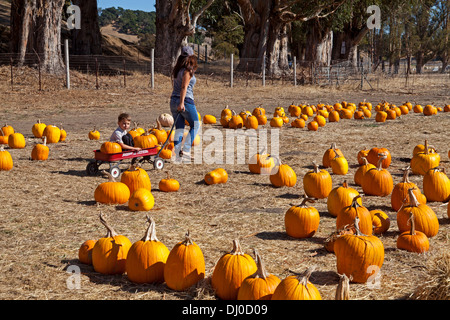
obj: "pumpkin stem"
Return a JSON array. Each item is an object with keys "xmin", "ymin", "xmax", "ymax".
[
  {"xmin": 101, "ymin": 170, "xmax": 116, "ymax": 182},
  {"xmin": 182, "ymin": 230, "xmax": 194, "ymax": 246},
  {"xmin": 99, "ymin": 213, "xmax": 118, "ymax": 238},
  {"xmin": 335, "ymin": 274, "xmax": 350, "ymax": 300},
  {"xmin": 350, "ymin": 195, "xmax": 363, "ymax": 209},
  {"xmin": 230, "ymin": 239, "xmax": 245, "ymax": 256},
  {"xmin": 252, "ymin": 249, "xmax": 269, "ymax": 279},
  {"xmin": 42, "ymin": 136, "xmax": 47, "ymax": 146},
  {"xmin": 376, "ymin": 153, "xmax": 387, "ymax": 170},
  {"xmin": 353, "ymin": 216, "xmax": 367, "ymax": 237},
  {"xmin": 408, "ymin": 212, "xmax": 416, "ymax": 236},
  {"xmin": 342, "ymin": 180, "xmax": 349, "ymax": 189},
  {"xmin": 312, "ymin": 161, "xmax": 320, "ymax": 173},
  {"xmin": 142, "ymin": 215, "xmax": 159, "ymax": 242},
  {"xmin": 360, "ymin": 157, "xmax": 370, "ymax": 166},
  {"xmin": 401, "ymin": 166, "xmax": 412, "ymax": 183},
  {"xmin": 297, "ymin": 196, "xmax": 316, "ymax": 208},
  {"xmin": 407, "ymin": 188, "xmax": 420, "ymax": 207},
  {"xmin": 298, "ymin": 266, "xmax": 315, "ymax": 287},
  {"xmin": 424, "ymin": 140, "xmax": 429, "ymax": 155}
]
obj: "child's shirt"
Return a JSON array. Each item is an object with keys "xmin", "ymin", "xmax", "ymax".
[{"xmin": 109, "ymin": 127, "xmax": 127, "ymax": 143}]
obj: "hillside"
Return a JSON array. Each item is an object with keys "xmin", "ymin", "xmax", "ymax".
[
  {"xmin": 0, "ymin": 1, "xmax": 151, "ymax": 60},
  {"xmin": 0, "ymin": 0, "xmax": 10, "ymax": 53}
]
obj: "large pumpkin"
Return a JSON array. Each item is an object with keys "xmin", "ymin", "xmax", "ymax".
[
  {"xmin": 366, "ymin": 147, "xmax": 391, "ymax": 168},
  {"xmin": 285, "ymin": 197, "xmax": 320, "ymax": 238},
  {"xmin": 120, "ymin": 165, "xmax": 151, "ymax": 194},
  {"xmin": 0, "ymin": 146, "xmax": 13, "ymax": 171},
  {"xmin": 91, "ymin": 213, "xmax": 132, "ymax": 275},
  {"xmin": 336, "ymin": 195, "xmax": 373, "ymax": 236},
  {"xmin": 100, "ymin": 141, "xmax": 122, "ymax": 154},
  {"xmin": 158, "ymin": 113, "xmax": 174, "ymax": 127},
  {"xmin": 32, "ymin": 119, "xmax": 46, "ymax": 138},
  {"xmin": 78, "ymin": 239, "xmax": 96, "ymax": 265},
  {"xmin": 31, "ymin": 136, "xmax": 49, "ymax": 161},
  {"xmin": 249, "ymin": 150, "xmax": 275, "ymax": 175},
  {"xmin": 237, "ymin": 249, "xmax": 281, "ymax": 300},
  {"xmin": 134, "ymin": 133, "xmax": 157, "ymax": 149},
  {"xmin": 149, "ymin": 120, "xmax": 168, "ymax": 144},
  {"xmin": 43, "ymin": 125, "xmax": 61, "ymax": 144},
  {"xmin": 422, "ymin": 167, "xmax": 450, "ymax": 202},
  {"xmin": 330, "ymin": 153, "xmax": 349, "ymax": 175},
  {"xmin": 94, "ymin": 171, "xmax": 131, "ymax": 204},
  {"xmin": 361, "ymin": 153, "xmax": 393, "ymax": 197},
  {"xmin": 272, "ymin": 268, "xmax": 322, "ymax": 300},
  {"xmin": 205, "ymin": 168, "xmax": 228, "ymax": 185},
  {"xmin": 410, "ymin": 140, "xmax": 440, "ymax": 176},
  {"xmin": 89, "ymin": 127, "xmax": 101, "ymax": 140},
  {"xmin": 269, "ymin": 158, "xmax": 297, "ymax": 187},
  {"xmin": 126, "ymin": 216, "xmax": 170, "ymax": 284},
  {"xmin": 322, "ymin": 143, "xmax": 344, "ymax": 168},
  {"xmin": 397, "ymin": 188, "xmax": 439, "ymax": 238},
  {"xmin": 354, "ymin": 157, "xmax": 376, "ymax": 186},
  {"xmin": 128, "ymin": 188, "xmax": 155, "ymax": 211},
  {"xmin": 159, "ymin": 172, "xmax": 180, "ymax": 192},
  {"xmin": 334, "ymin": 216, "xmax": 385, "ymax": 283},
  {"xmin": 397, "ymin": 212, "xmax": 429, "ymax": 254},
  {"xmin": 163, "ymin": 231, "xmax": 205, "ymax": 291},
  {"xmin": 211, "ymin": 239, "xmax": 257, "ymax": 300},
  {"xmin": 303, "ymin": 162, "xmax": 332, "ymax": 199},
  {"xmin": 391, "ymin": 167, "xmax": 426, "ymax": 212},
  {"xmin": 327, "ymin": 180, "xmax": 362, "ymax": 217},
  {"xmin": 8, "ymin": 132, "xmax": 26, "ymax": 149}
]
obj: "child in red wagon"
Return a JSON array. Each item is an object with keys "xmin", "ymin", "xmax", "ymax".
[{"xmin": 110, "ymin": 113, "xmax": 141, "ymax": 151}]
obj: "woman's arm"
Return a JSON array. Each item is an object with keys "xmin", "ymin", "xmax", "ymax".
[{"xmin": 177, "ymin": 70, "xmax": 191, "ymax": 112}]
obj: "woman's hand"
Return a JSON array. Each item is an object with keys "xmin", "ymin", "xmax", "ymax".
[{"xmin": 177, "ymin": 102, "xmax": 185, "ymax": 112}]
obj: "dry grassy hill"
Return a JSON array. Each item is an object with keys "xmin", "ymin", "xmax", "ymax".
[{"xmin": 0, "ymin": 0, "xmax": 148, "ymax": 61}]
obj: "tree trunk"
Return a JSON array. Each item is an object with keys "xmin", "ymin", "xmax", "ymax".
[
  {"xmin": 10, "ymin": 0, "xmax": 65, "ymax": 75},
  {"xmin": 154, "ymin": 0, "xmax": 214, "ymax": 75},
  {"xmin": 332, "ymin": 25, "xmax": 369, "ymax": 68},
  {"xmin": 71, "ymin": 0, "xmax": 103, "ymax": 55},
  {"xmin": 302, "ymin": 19, "xmax": 333, "ymax": 66},
  {"xmin": 265, "ymin": 18, "xmax": 291, "ymax": 75},
  {"xmin": 416, "ymin": 52, "xmax": 424, "ymax": 74},
  {"xmin": 10, "ymin": 0, "xmax": 34, "ymax": 64},
  {"xmin": 237, "ymin": 0, "xmax": 271, "ymax": 74}
]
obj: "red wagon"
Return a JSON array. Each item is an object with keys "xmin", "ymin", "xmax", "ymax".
[
  {"xmin": 86, "ymin": 112, "xmax": 180, "ymax": 178},
  {"xmin": 86, "ymin": 147, "xmax": 166, "ymax": 178}
]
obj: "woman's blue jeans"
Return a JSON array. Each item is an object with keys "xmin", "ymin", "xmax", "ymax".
[{"xmin": 170, "ymin": 97, "xmax": 200, "ymax": 154}]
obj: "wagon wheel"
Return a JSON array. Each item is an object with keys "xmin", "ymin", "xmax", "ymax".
[
  {"xmin": 86, "ymin": 161, "xmax": 99, "ymax": 176},
  {"xmin": 153, "ymin": 157, "xmax": 164, "ymax": 170},
  {"xmin": 109, "ymin": 165, "xmax": 121, "ymax": 178}
]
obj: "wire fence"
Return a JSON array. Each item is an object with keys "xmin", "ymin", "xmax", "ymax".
[{"xmin": 0, "ymin": 46, "xmax": 449, "ymax": 92}]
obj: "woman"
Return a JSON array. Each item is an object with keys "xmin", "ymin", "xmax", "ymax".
[{"xmin": 170, "ymin": 46, "xmax": 199, "ymax": 162}]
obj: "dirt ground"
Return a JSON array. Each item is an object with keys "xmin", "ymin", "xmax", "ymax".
[{"xmin": 0, "ymin": 68, "xmax": 449, "ymax": 301}]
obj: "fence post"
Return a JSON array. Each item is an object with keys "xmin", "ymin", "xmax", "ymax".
[
  {"xmin": 293, "ymin": 56, "xmax": 297, "ymax": 86},
  {"xmin": 262, "ymin": 54, "xmax": 266, "ymax": 87},
  {"xmin": 230, "ymin": 53, "xmax": 234, "ymax": 88},
  {"xmin": 151, "ymin": 48, "xmax": 154, "ymax": 89},
  {"xmin": 65, "ymin": 39, "xmax": 70, "ymax": 89}
]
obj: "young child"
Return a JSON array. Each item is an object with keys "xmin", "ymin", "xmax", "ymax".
[{"xmin": 110, "ymin": 113, "xmax": 141, "ymax": 151}]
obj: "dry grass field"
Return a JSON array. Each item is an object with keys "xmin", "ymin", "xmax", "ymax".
[{"xmin": 0, "ymin": 67, "xmax": 449, "ymax": 301}]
